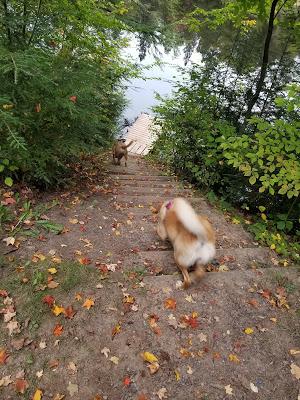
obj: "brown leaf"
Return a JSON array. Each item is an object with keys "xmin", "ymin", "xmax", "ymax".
[
  {"xmin": 64, "ymin": 305, "xmax": 76, "ymax": 319},
  {"xmin": 248, "ymin": 299, "xmax": 259, "ymax": 308},
  {"xmin": 11, "ymin": 338, "xmax": 25, "ymax": 350},
  {"xmin": 15, "ymin": 378, "xmax": 29, "ymax": 394},
  {"xmin": 48, "ymin": 359, "xmax": 60, "ymax": 369},
  {"xmin": 48, "ymin": 281, "xmax": 59, "ymax": 289},
  {"xmin": 0, "ymin": 348, "xmax": 9, "ymax": 364}
]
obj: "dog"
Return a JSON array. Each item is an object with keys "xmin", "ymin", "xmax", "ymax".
[
  {"xmin": 157, "ymin": 197, "xmax": 216, "ymax": 289},
  {"xmin": 112, "ymin": 139, "xmax": 134, "ymax": 167}
]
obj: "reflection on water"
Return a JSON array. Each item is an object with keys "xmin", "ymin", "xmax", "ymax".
[{"xmin": 123, "ymin": 36, "xmax": 202, "ymax": 121}]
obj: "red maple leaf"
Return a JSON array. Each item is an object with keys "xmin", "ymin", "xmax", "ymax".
[
  {"xmin": 42, "ymin": 295, "xmax": 55, "ymax": 307},
  {"xmin": 69, "ymin": 95, "xmax": 77, "ymax": 103},
  {"xmin": 123, "ymin": 377, "xmax": 131, "ymax": 386},
  {"xmin": 53, "ymin": 324, "xmax": 63, "ymax": 336}
]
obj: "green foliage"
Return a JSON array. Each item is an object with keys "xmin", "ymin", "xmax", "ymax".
[
  {"xmin": 221, "ymin": 86, "xmax": 300, "ymax": 199},
  {"xmin": 0, "ymin": 0, "xmax": 134, "ymax": 187}
]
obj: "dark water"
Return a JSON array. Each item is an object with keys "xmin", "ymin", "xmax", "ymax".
[
  {"xmin": 122, "ymin": 36, "xmax": 202, "ymax": 121},
  {"xmin": 121, "ymin": 1, "xmax": 299, "ymax": 122}
]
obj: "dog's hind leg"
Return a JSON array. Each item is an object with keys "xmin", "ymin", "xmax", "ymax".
[
  {"xmin": 175, "ymin": 257, "xmax": 191, "ymax": 289},
  {"xmin": 124, "ymin": 153, "xmax": 128, "ymax": 167},
  {"xmin": 192, "ymin": 260, "xmax": 206, "ymax": 282}
]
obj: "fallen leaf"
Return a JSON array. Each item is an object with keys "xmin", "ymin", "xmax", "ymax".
[
  {"xmin": 15, "ymin": 379, "xmax": 29, "ymax": 394},
  {"xmin": 164, "ymin": 298, "xmax": 176, "ymax": 310},
  {"xmin": 49, "ymin": 359, "xmax": 59, "ymax": 369},
  {"xmin": 148, "ymin": 362, "xmax": 160, "ymax": 374},
  {"xmin": 185, "ymin": 295, "xmax": 196, "ymax": 303},
  {"xmin": 78, "ymin": 257, "xmax": 91, "ymax": 265},
  {"xmin": 244, "ymin": 327, "xmax": 254, "ymax": 335},
  {"xmin": 83, "ymin": 298, "xmax": 94, "ymax": 309},
  {"xmin": 3, "ymin": 236, "xmax": 15, "ymax": 246},
  {"xmin": 53, "ymin": 395, "xmax": 65, "ymax": 400},
  {"xmin": 123, "ymin": 376, "xmax": 131, "ymax": 386},
  {"xmin": 32, "ymin": 253, "xmax": 46, "ymax": 262},
  {"xmin": 290, "ymin": 349, "xmax": 300, "ymax": 356},
  {"xmin": 0, "ymin": 375, "xmax": 13, "ymax": 387},
  {"xmin": 6, "ymin": 320, "xmax": 20, "ymax": 336},
  {"xmin": 69, "ymin": 218, "xmax": 79, "ymax": 224},
  {"xmin": 53, "ymin": 324, "xmax": 63, "ymax": 336},
  {"xmin": 112, "ymin": 323, "xmax": 121, "ymax": 339},
  {"xmin": 291, "ymin": 363, "xmax": 300, "ymax": 380},
  {"xmin": 174, "ymin": 369, "xmax": 180, "ymax": 381},
  {"xmin": 75, "ymin": 293, "xmax": 82, "ymax": 301},
  {"xmin": 67, "ymin": 362, "xmax": 77, "ymax": 374},
  {"xmin": 110, "ymin": 356, "xmax": 119, "ymax": 365},
  {"xmin": 187, "ymin": 366, "xmax": 193, "ymax": 374},
  {"xmin": 0, "ymin": 289, "xmax": 8, "ymax": 297},
  {"xmin": 11, "ymin": 338, "xmax": 25, "ymax": 350},
  {"xmin": 248, "ymin": 299, "xmax": 259, "ymax": 307},
  {"xmin": 48, "ymin": 281, "xmax": 59, "ymax": 289},
  {"xmin": 39, "ymin": 340, "xmax": 47, "ymax": 349},
  {"xmin": 67, "ymin": 382, "xmax": 78, "ymax": 397},
  {"xmin": 0, "ymin": 348, "xmax": 9, "ymax": 364},
  {"xmin": 250, "ymin": 382, "xmax": 258, "ymax": 393},
  {"xmin": 36, "ymin": 370, "xmax": 43, "ymax": 379},
  {"xmin": 228, "ymin": 354, "xmax": 240, "ymax": 363},
  {"xmin": 64, "ymin": 305, "xmax": 76, "ymax": 319},
  {"xmin": 33, "ymin": 388, "xmax": 43, "ymax": 400},
  {"xmin": 42, "ymin": 295, "xmax": 55, "ymax": 307},
  {"xmin": 48, "ymin": 267, "xmax": 57, "ymax": 275},
  {"xmin": 156, "ymin": 387, "xmax": 167, "ymax": 399},
  {"xmin": 101, "ymin": 347, "xmax": 110, "ymax": 358},
  {"xmin": 270, "ymin": 317, "xmax": 277, "ymax": 323},
  {"xmin": 224, "ymin": 384, "xmax": 233, "ymax": 395},
  {"xmin": 218, "ymin": 264, "xmax": 229, "ymax": 272},
  {"xmin": 52, "ymin": 305, "xmax": 65, "ymax": 316},
  {"xmin": 198, "ymin": 333, "xmax": 207, "ymax": 342},
  {"xmin": 142, "ymin": 351, "xmax": 158, "ymax": 363}
]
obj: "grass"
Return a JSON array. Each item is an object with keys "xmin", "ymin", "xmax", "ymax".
[
  {"xmin": 272, "ymin": 271, "xmax": 298, "ymax": 294},
  {"xmin": 0, "ymin": 256, "xmax": 99, "ymax": 337}
]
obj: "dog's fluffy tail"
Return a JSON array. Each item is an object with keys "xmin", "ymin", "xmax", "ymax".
[
  {"xmin": 122, "ymin": 140, "xmax": 134, "ymax": 149},
  {"xmin": 172, "ymin": 198, "xmax": 207, "ymax": 240}
]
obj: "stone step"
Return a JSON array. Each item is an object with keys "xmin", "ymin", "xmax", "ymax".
[
  {"xmin": 113, "ymin": 186, "xmax": 193, "ymax": 197},
  {"xmin": 126, "ymin": 247, "xmax": 275, "ymax": 276},
  {"xmin": 108, "ymin": 174, "xmax": 173, "ymax": 181},
  {"xmin": 111, "ymin": 195, "xmax": 207, "ymax": 206},
  {"xmin": 109, "ymin": 180, "xmax": 186, "ymax": 189}
]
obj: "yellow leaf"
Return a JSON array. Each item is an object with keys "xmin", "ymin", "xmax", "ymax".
[
  {"xmin": 270, "ymin": 317, "xmax": 277, "ymax": 323},
  {"xmin": 83, "ymin": 298, "xmax": 94, "ymax": 310},
  {"xmin": 33, "ymin": 389, "xmax": 43, "ymax": 400},
  {"xmin": 231, "ymin": 218, "xmax": 240, "ymax": 224},
  {"xmin": 52, "ymin": 256, "xmax": 62, "ymax": 264},
  {"xmin": 290, "ymin": 349, "xmax": 300, "ymax": 356},
  {"xmin": 52, "ymin": 306, "xmax": 65, "ymax": 316},
  {"xmin": 228, "ymin": 354, "xmax": 240, "ymax": 363},
  {"xmin": 261, "ymin": 213, "xmax": 267, "ymax": 221},
  {"xmin": 291, "ymin": 363, "xmax": 300, "ymax": 380},
  {"xmin": 174, "ymin": 369, "xmax": 180, "ymax": 381},
  {"xmin": 48, "ymin": 268, "xmax": 57, "ymax": 275},
  {"xmin": 69, "ymin": 218, "xmax": 78, "ymax": 224},
  {"xmin": 141, "ymin": 351, "xmax": 158, "ymax": 364},
  {"xmin": 270, "ymin": 244, "xmax": 276, "ymax": 250},
  {"xmin": 244, "ymin": 327, "xmax": 254, "ymax": 335}
]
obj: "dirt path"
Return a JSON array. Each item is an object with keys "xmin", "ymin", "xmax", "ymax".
[{"xmin": 1, "ymin": 154, "xmax": 300, "ymax": 400}]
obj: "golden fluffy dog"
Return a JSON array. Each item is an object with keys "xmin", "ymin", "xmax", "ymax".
[
  {"xmin": 112, "ymin": 139, "xmax": 133, "ymax": 167},
  {"xmin": 157, "ymin": 197, "xmax": 216, "ymax": 288}
]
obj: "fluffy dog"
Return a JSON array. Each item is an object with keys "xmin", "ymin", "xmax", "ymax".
[
  {"xmin": 157, "ymin": 197, "xmax": 216, "ymax": 288},
  {"xmin": 112, "ymin": 139, "xmax": 134, "ymax": 167}
]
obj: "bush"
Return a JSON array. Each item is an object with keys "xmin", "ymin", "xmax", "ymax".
[{"xmin": 0, "ymin": 1, "xmax": 132, "ymax": 187}]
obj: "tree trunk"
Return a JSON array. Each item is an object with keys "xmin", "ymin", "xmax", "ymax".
[
  {"xmin": 2, "ymin": 0, "xmax": 12, "ymax": 46},
  {"xmin": 244, "ymin": 0, "xmax": 279, "ymax": 120}
]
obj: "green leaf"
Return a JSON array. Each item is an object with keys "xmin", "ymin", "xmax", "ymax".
[
  {"xmin": 258, "ymin": 206, "xmax": 266, "ymax": 212},
  {"xmin": 249, "ymin": 176, "xmax": 256, "ymax": 185},
  {"xmin": 4, "ymin": 177, "xmax": 13, "ymax": 187},
  {"xmin": 0, "ymin": 165, "xmax": 4, "ymax": 172}
]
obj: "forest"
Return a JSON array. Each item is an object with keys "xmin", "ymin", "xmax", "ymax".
[{"xmin": 0, "ymin": 0, "xmax": 299, "ymax": 258}]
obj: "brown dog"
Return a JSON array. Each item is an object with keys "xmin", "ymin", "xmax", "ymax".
[
  {"xmin": 157, "ymin": 198, "xmax": 216, "ymax": 288},
  {"xmin": 112, "ymin": 139, "xmax": 134, "ymax": 167}
]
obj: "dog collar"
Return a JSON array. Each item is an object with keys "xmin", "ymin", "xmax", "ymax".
[{"xmin": 166, "ymin": 200, "xmax": 173, "ymax": 210}]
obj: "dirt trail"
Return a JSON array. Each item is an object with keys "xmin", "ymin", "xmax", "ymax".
[{"xmin": 1, "ymin": 154, "xmax": 300, "ymax": 400}]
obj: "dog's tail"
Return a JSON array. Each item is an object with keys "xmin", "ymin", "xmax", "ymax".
[
  {"xmin": 122, "ymin": 140, "xmax": 134, "ymax": 149},
  {"xmin": 172, "ymin": 198, "xmax": 207, "ymax": 240}
]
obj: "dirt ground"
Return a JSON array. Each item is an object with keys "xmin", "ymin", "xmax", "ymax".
[{"xmin": 1, "ymin": 154, "xmax": 300, "ymax": 400}]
